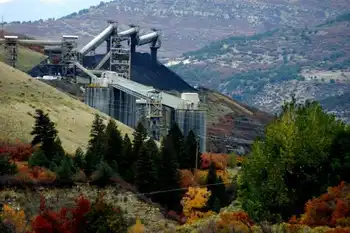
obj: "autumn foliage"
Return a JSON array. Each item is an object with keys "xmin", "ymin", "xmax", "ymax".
[
  {"xmin": 216, "ymin": 211, "xmax": 254, "ymax": 232},
  {"xmin": 29, "ymin": 195, "xmax": 91, "ymax": 233},
  {"xmin": 290, "ymin": 182, "xmax": 350, "ymax": 227},
  {"xmin": 0, "ymin": 140, "xmax": 34, "ymax": 161},
  {"xmin": 200, "ymin": 153, "xmax": 230, "ymax": 170},
  {"xmin": 15, "ymin": 162, "xmax": 56, "ymax": 183},
  {"xmin": 181, "ymin": 187, "xmax": 215, "ymax": 224},
  {"xmin": 0, "ymin": 204, "xmax": 30, "ymax": 233}
]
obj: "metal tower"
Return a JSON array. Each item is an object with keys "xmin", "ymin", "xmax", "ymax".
[
  {"xmin": 109, "ymin": 34, "xmax": 131, "ymax": 79},
  {"xmin": 60, "ymin": 35, "xmax": 78, "ymax": 78},
  {"xmin": 146, "ymin": 90, "xmax": 163, "ymax": 140},
  {"xmin": 4, "ymin": 36, "xmax": 18, "ymax": 68}
]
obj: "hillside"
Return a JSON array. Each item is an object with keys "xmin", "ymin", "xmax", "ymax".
[
  {"xmin": 0, "ymin": 45, "xmax": 46, "ymax": 72},
  {"xmin": 0, "ymin": 61, "xmax": 134, "ymax": 154},
  {"xmin": 169, "ymin": 13, "xmax": 350, "ymax": 121},
  {"xmin": 3, "ymin": 0, "xmax": 350, "ymax": 58}
]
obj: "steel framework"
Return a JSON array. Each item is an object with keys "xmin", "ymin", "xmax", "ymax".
[
  {"xmin": 146, "ymin": 90, "xmax": 162, "ymax": 140},
  {"xmin": 60, "ymin": 36, "xmax": 78, "ymax": 78},
  {"xmin": 109, "ymin": 35, "xmax": 131, "ymax": 79},
  {"xmin": 4, "ymin": 36, "xmax": 18, "ymax": 68}
]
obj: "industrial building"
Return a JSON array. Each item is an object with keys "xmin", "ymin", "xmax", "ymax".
[{"xmin": 0, "ymin": 22, "xmax": 207, "ymax": 152}]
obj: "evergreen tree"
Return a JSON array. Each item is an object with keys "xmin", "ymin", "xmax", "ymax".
[
  {"xmin": 168, "ymin": 123, "xmax": 186, "ymax": 169},
  {"xmin": 28, "ymin": 150, "xmax": 50, "ymax": 168},
  {"xmin": 31, "ymin": 109, "xmax": 61, "ymax": 161},
  {"xmin": 135, "ymin": 139, "xmax": 159, "ymax": 195},
  {"xmin": 55, "ymin": 156, "xmax": 76, "ymax": 184},
  {"xmin": 73, "ymin": 147, "xmax": 86, "ymax": 170},
  {"xmin": 85, "ymin": 114, "xmax": 106, "ymax": 175},
  {"xmin": 206, "ymin": 162, "xmax": 220, "ymax": 212},
  {"xmin": 156, "ymin": 135, "xmax": 182, "ymax": 211},
  {"xmin": 120, "ymin": 134, "xmax": 133, "ymax": 182},
  {"xmin": 132, "ymin": 122, "xmax": 148, "ymax": 160},
  {"xmin": 105, "ymin": 119, "xmax": 123, "ymax": 170},
  {"xmin": 90, "ymin": 161, "xmax": 117, "ymax": 187},
  {"xmin": 185, "ymin": 130, "xmax": 200, "ymax": 170}
]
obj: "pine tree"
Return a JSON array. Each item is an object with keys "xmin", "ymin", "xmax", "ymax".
[
  {"xmin": 31, "ymin": 109, "xmax": 60, "ymax": 161},
  {"xmin": 132, "ymin": 122, "xmax": 148, "ymax": 160},
  {"xmin": 73, "ymin": 147, "xmax": 86, "ymax": 169},
  {"xmin": 168, "ymin": 123, "xmax": 186, "ymax": 169},
  {"xmin": 28, "ymin": 149, "xmax": 50, "ymax": 168},
  {"xmin": 185, "ymin": 130, "xmax": 200, "ymax": 170},
  {"xmin": 55, "ymin": 156, "xmax": 76, "ymax": 184},
  {"xmin": 135, "ymin": 139, "xmax": 159, "ymax": 195},
  {"xmin": 104, "ymin": 119, "xmax": 123, "ymax": 170},
  {"xmin": 156, "ymin": 135, "xmax": 182, "ymax": 211},
  {"xmin": 85, "ymin": 114, "xmax": 106, "ymax": 175},
  {"xmin": 120, "ymin": 134, "xmax": 133, "ymax": 182},
  {"xmin": 206, "ymin": 162, "xmax": 218, "ymax": 211}
]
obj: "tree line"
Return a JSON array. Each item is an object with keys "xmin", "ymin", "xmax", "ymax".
[{"xmin": 27, "ymin": 109, "xmax": 203, "ymax": 212}]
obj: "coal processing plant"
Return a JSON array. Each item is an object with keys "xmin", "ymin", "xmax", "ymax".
[{"xmin": 0, "ymin": 22, "xmax": 207, "ymax": 152}]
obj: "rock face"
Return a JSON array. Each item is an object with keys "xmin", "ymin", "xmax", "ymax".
[{"xmin": 4, "ymin": 0, "xmax": 349, "ymax": 58}]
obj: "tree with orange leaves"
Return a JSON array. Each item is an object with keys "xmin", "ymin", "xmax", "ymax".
[
  {"xmin": 0, "ymin": 204, "xmax": 30, "ymax": 233},
  {"xmin": 181, "ymin": 187, "xmax": 215, "ymax": 224}
]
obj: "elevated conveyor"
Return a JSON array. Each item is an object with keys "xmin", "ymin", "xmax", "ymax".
[{"xmin": 103, "ymin": 72, "xmax": 187, "ymax": 109}]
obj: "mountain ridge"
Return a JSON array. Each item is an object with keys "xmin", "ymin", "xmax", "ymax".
[
  {"xmin": 3, "ymin": 0, "xmax": 350, "ymax": 58},
  {"xmin": 168, "ymin": 12, "xmax": 350, "ymax": 121}
]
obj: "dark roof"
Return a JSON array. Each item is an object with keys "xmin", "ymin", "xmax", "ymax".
[
  {"xmin": 29, "ymin": 52, "xmax": 196, "ymax": 93},
  {"xmin": 83, "ymin": 52, "xmax": 197, "ymax": 92}
]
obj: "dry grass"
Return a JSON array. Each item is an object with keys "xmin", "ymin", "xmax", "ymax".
[
  {"xmin": 0, "ymin": 45, "xmax": 46, "ymax": 72},
  {"xmin": 0, "ymin": 62, "xmax": 134, "ymax": 154}
]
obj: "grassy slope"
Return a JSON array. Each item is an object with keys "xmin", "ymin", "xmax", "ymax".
[
  {"xmin": 0, "ymin": 45, "xmax": 46, "ymax": 72},
  {"xmin": 0, "ymin": 62, "xmax": 134, "ymax": 154}
]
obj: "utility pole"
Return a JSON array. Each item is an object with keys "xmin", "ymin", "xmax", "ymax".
[{"xmin": 195, "ymin": 136, "xmax": 199, "ymax": 170}]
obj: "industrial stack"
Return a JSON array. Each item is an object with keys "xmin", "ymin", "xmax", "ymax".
[{"xmin": 0, "ymin": 21, "xmax": 207, "ymax": 152}]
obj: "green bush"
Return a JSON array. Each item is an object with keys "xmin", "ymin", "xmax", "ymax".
[
  {"xmin": 0, "ymin": 155, "xmax": 17, "ymax": 175},
  {"xmin": 228, "ymin": 153, "xmax": 237, "ymax": 168},
  {"xmin": 83, "ymin": 196, "xmax": 128, "ymax": 233},
  {"xmin": 28, "ymin": 150, "xmax": 49, "ymax": 168}
]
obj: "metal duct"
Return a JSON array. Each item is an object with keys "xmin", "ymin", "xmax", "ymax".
[
  {"xmin": 118, "ymin": 27, "xmax": 138, "ymax": 38},
  {"xmin": 79, "ymin": 23, "xmax": 117, "ymax": 56},
  {"xmin": 17, "ymin": 39, "xmax": 63, "ymax": 46},
  {"xmin": 95, "ymin": 52, "xmax": 111, "ymax": 70},
  {"xmin": 74, "ymin": 62, "xmax": 98, "ymax": 82},
  {"xmin": 137, "ymin": 31, "xmax": 158, "ymax": 46}
]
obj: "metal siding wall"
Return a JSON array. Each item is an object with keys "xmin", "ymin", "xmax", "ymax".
[{"xmin": 174, "ymin": 109, "xmax": 207, "ymax": 153}]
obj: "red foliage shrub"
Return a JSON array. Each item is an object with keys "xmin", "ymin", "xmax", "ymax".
[
  {"xmin": 291, "ymin": 182, "xmax": 350, "ymax": 227},
  {"xmin": 0, "ymin": 140, "xmax": 34, "ymax": 161},
  {"xmin": 200, "ymin": 153, "xmax": 229, "ymax": 170},
  {"xmin": 325, "ymin": 228, "xmax": 350, "ymax": 233},
  {"xmin": 179, "ymin": 169, "xmax": 197, "ymax": 188},
  {"xmin": 30, "ymin": 195, "xmax": 91, "ymax": 233}
]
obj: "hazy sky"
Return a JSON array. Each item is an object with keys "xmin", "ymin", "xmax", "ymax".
[{"xmin": 0, "ymin": 0, "xmax": 109, "ymax": 22}]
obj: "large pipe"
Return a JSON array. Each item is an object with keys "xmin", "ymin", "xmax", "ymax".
[
  {"xmin": 80, "ymin": 23, "xmax": 117, "ymax": 56},
  {"xmin": 0, "ymin": 38, "xmax": 62, "ymax": 46},
  {"xmin": 118, "ymin": 27, "xmax": 138, "ymax": 38},
  {"xmin": 95, "ymin": 52, "xmax": 111, "ymax": 70},
  {"xmin": 74, "ymin": 62, "xmax": 98, "ymax": 82},
  {"xmin": 137, "ymin": 31, "xmax": 158, "ymax": 46},
  {"xmin": 17, "ymin": 39, "xmax": 63, "ymax": 46}
]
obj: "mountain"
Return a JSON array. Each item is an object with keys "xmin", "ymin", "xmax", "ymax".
[
  {"xmin": 168, "ymin": 13, "xmax": 350, "ymax": 121},
  {"xmin": 3, "ymin": 0, "xmax": 350, "ymax": 58},
  {"xmin": 0, "ymin": 61, "xmax": 134, "ymax": 154}
]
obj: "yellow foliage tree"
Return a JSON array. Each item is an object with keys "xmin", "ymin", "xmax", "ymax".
[
  {"xmin": 181, "ymin": 187, "xmax": 215, "ymax": 224},
  {"xmin": 0, "ymin": 204, "xmax": 29, "ymax": 233},
  {"xmin": 128, "ymin": 218, "xmax": 145, "ymax": 233}
]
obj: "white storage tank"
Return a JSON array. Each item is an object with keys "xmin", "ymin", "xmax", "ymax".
[{"xmin": 181, "ymin": 93, "xmax": 200, "ymax": 110}]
